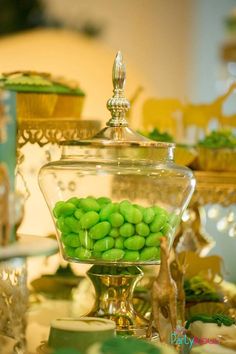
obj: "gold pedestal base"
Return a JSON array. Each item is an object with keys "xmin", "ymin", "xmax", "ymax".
[{"xmin": 87, "ymin": 265, "xmax": 148, "ymax": 336}]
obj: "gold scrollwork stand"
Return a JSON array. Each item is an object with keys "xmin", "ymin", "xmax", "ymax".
[{"xmin": 175, "ymin": 171, "xmax": 236, "ymax": 255}]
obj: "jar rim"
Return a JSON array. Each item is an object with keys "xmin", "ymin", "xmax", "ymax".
[{"xmin": 60, "ymin": 139, "xmax": 175, "ymax": 149}]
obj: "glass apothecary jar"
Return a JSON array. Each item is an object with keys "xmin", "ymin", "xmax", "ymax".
[{"xmin": 38, "ymin": 52, "xmax": 195, "ymax": 266}]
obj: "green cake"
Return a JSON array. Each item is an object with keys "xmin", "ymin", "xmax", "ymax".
[{"xmin": 47, "ymin": 317, "xmax": 115, "ymax": 353}]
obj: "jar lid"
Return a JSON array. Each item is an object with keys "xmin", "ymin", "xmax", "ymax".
[{"xmin": 61, "ymin": 52, "xmax": 174, "ymax": 149}]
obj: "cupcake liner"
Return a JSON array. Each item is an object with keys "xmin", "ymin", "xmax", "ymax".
[
  {"xmin": 53, "ymin": 95, "xmax": 85, "ymax": 118},
  {"xmin": 185, "ymin": 302, "xmax": 229, "ymax": 320},
  {"xmin": 196, "ymin": 147, "xmax": 236, "ymax": 171},
  {"xmin": 17, "ymin": 93, "xmax": 57, "ymax": 120}
]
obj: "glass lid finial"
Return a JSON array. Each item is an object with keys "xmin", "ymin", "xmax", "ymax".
[{"xmin": 106, "ymin": 51, "xmax": 130, "ymax": 127}]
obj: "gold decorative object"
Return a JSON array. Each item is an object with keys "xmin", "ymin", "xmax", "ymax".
[
  {"xmin": 148, "ymin": 237, "xmax": 177, "ymax": 341},
  {"xmin": 17, "ymin": 119, "xmax": 101, "ymax": 147},
  {"xmin": 0, "ymin": 258, "xmax": 28, "ymax": 353},
  {"xmin": 87, "ymin": 265, "xmax": 148, "ymax": 333},
  {"xmin": 170, "ymin": 252, "xmax": 186, "ymax": 325},
  {"xmin": 142, "ymin": 83, "xmax": 236, "ymax": 142}
]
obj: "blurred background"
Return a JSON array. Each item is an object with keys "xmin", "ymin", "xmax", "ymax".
[{"xmin": 1, "ymin": 0, "xmax": 236, "ymax": 281}]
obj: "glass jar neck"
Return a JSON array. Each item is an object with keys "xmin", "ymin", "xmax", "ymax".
[{"xmin": 61, "ymin": 144, "xmax": 174, "ymax": 163}]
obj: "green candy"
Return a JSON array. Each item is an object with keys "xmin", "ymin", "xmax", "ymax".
[
  {"xmin": 56, "ymin": 217, "xmax": 71, "ymax": 234},
  {"xmin": 115, "ymin": 237, "xmax": 124, "ymax": 249},
  {"xmin": 92, "ymin": 250, "xmax": 102, "ymax": 259},
  {"xmin": 140, "ymin": 247, "xmax": 160, "ymax": 261},
  {"xmin": 94, "ymin": 237, "xmax": 115, "ymax": 252},
  {"xmin": 124, "ymin": 235, "xmax": 145, "ymax": 251},
  {"xmin": 108, "ymin": 212, "xmax": 124, "ymax": 228},
  {"xmin": 53, "ymin": 201, "xmax": 65, "ymax": 218},
  {"xmin": 119, "ymin": 200, "xmax": 131, "ymax": 216},
  {"xmin": 133, "ymin": 204, "xmax": 145, "ymax": 213},
  {"xmin": 97, "ymin": 197, "xmax": 111, "ymax": 206},
  {"xmin": 150, "ymin": 213, "xmax": 168, "ymax": 232},
  {"xmin": 109, "ymin": 228, "xmax": 120, "ymax": 238},
  {"xmin": 122, "ymin": 250, "xmax": 140, "ymax": 262},
  {"xmin": 53, "ymin": 202, "xmax": 76, "ymax": 218},
  {"xmin": 61, "ymin": 233, "xmax": 81, "ymax": 248},
  {"xmin": 123, "ymin": 206, "xmax": 143, "ymax": 224},
  {"xmin": 119, "ymin": 223, "xmax": 135, "ymax": 238},
  {"xmin": 79, "ymin": 230, "xmax": 94, "ymax": 250},
  {"xmin": 74, "ymin": 209, "xmax": 84, "ymax": 220},
  {"xmin": 66, "ymin": 197, "xmax": 80, "ymax": 206},
  {"xmin": 74, "ymin": 246, "xmax": 91, "ymax": 260},
  {"xmin": 145, "ymin": 232, "xmax": 163, "ymax": 247},
  {"xmin": 153, "ymin": 206, "xmax": 168, "ymax": 216},
  {"xmin": 143, "ymin": 207, "xmax": 155, "ymax": 224},
  {"xmin": 161, "ymin": 223, "xmax": 172, "ymax": 236},
  {"xmin": 79, "ymin": 197, "xmax": 100, "ymax": 212},
  {"xmin": 64, "ymin": 216, "xmax": 81, "ymax": 233},
  {"xmin": 136, "ymin": 222, "xmax": 150, "ymax": 237},
  {"xmin": 99, "ymin": 203, "xmax": 119, "ymax": 221},
  {"xmin": 64, "ymin": 246, "xmax": 76, "ymax": 257},
  {"xmin": 102, "ymin": 249, "xmax": 125, "ymax": 261},
  {"xmin": 89, "ymin": 221, "xmax": 111, "ymax": 240},
  {"xmin": 80, "ymin": 211, "xmax": 99, "ymax": 229}
]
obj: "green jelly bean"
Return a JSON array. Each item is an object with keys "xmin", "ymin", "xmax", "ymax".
[
  {"xmin": 115, "ymin": 237, "xmax": 124, "ymax": 249},
  {"xmin": 109, "ymin": 228, "xmax": 120, "ymax": 238},
  {"xmin": 150, "ymin": 213, "xmax": 168, "ymax": 232},
  {"xmin": 100, "ymin": 203, "xmax": 119, "ymax": 221},
  {"xmin": 64, "ymin": 216, "xmax": 81, "ymax": 233},
  {"xmin": 161, "ymin": 223, "xmax": 172, "ymax": 236},
  {"xmin": 145, "ymin": 232, "xmax": 162, "ymax": 247},
  {"xmin": 74, "ymin": 209, "xmax": 84, "ymax": 220},
  {"xmin": 62, "ymin": 233, "xmax": 81, "ymax": 248},
  {"xmin": 123, "ymin": 206, "xmax": 143, "ymax": 224},
  {"xmin": 119, "ymin": 200, "xmax": 132, "ymax": 216},
  {"xmin": 153, "ymin": 206, "xmax": 168, "ymax": 216},
  {"xmin": 143, "ymin": 207, "xmax": 155, "ymax": 224},
  {"xmin": 124, "ymin": 235, "xmax": 145, "ymax": 251},
  {"xmin": 123, "ymin": 250, "xmax": 140, "ymax": 262},
  {"xmin": 67, "ymin": 197, "xmax": 80, "ymax": 206},
  {"xmin": 97, "ymin": 197, "xmax": 111, "ymax": 206},
  {"xmin": 94, "ymin": 237, "xmax": 115, "ymax": 252},
  {"xmin": 80, "ymin": 211, "xmax": 99, "ymax": 229},
  {"xmin": 79, "ymin": 197, "xmax": 100, "ymax": 212},
  {"xmin": 89, "ymin": 221, "xmax": 111, "ymax": 240},
  {"xmin": 53, "ymin": 201, "xmax": 64, "ymax": 218},
  {"xmin": 64, "ymin": 246, "xmax": 76, "ymax": 257},
  {"xmin": 133, "ymin": 204, "xmax": 145, "ymax": 213},
  {"xmin": 56, "ymin": 217, "xmax": 71, "ymax": 234},
  {"xmin": 102, "ymin": 249, "xmax": 125, "ymax": 261},
  {"xmin": 79, "ymin": 230, "xmax": 94, "ymax": 250},
  {"xmin": 92, "ymin": 250, "xmax": 102, "ymax": 259},
  {"xmin": 74, "ymin": 247, "xmax": 91, "ymax": 260},
  {"xmin": 140, "ymin": 247, "xmax": 160, "ymax": 261},
  {"xmin": 108, "ymin": 212, "xmax": 124, "ymax": 228},
  {"xmin": 136, "ymin": 222, "xmax": 150, "ymax": 237},
  {"xmin": 119, "ymin": 223, "xmax": 135, "ymax": 237},
  {"xmin": 53, "ymin": 201, "xmax": 76, "ymax": 218}
]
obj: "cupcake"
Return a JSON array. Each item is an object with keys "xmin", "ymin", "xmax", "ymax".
[
  {"xmin": 0, "ymin": 71, "xmax": 85, "ymax": 119},
  {"xmin": 87, "ymin": 336, "xmax": 177, "ymax": 354},
  {"xmin": 38, "ymin": 317, "xmax": 115, "ymax": 354}
]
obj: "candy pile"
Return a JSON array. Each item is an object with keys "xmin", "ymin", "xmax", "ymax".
[{"xmin": 53, "ymin": 197, "xmax": 177, "ymax": 262}]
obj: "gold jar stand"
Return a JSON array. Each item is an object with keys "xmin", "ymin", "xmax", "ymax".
[{"xmin": 86, "ymin": 265, "xmax": 148, "ymax": 336}]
